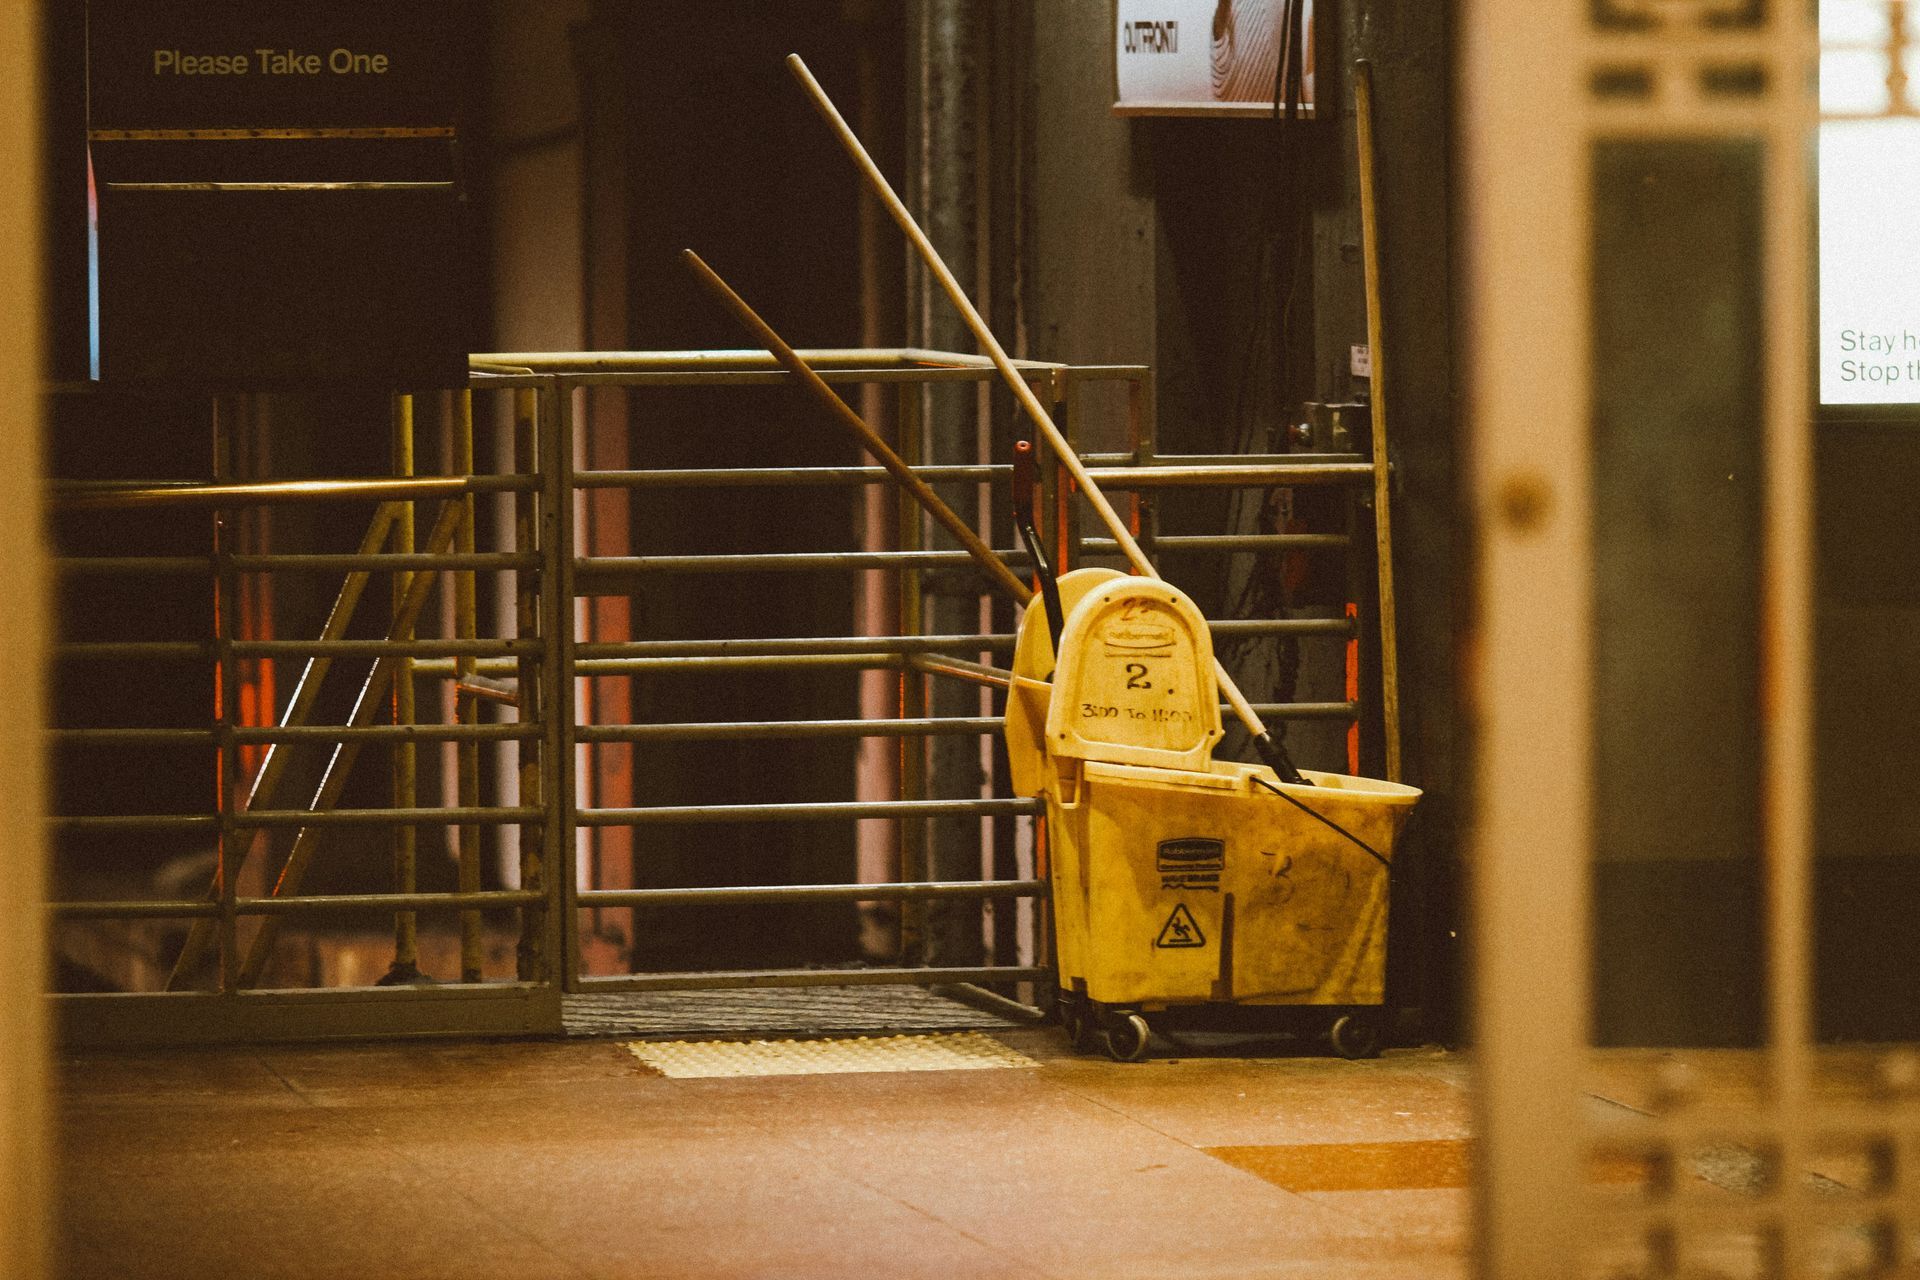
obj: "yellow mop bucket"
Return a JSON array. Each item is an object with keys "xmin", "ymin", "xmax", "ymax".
[{"xmin": 1005, "ymin": 568, "xmax": 1421, "ymax": 1061}]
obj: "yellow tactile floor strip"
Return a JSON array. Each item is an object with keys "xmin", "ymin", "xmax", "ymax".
[
  {"xmin": 1206, "ymin": 1140, "xmax": 1472, "ymax": 1192},
  {"xmin": 625, "ymin": 1031, "xmax": 1038, "ymax": 1079}
]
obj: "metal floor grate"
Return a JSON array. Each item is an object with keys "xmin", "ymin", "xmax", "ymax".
[
  {"xmin": 563, "ymin": 984, "xmax": 1040, "ymax": 1040},
  {"xmin": 625, "ymin": 1031, "xmax": 1038, "ymax": 1079}
]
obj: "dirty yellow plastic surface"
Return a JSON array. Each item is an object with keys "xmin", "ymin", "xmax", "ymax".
[{"xmin": 1009, "ymin": 570, "xmax": 1420, "ymax": 1010}]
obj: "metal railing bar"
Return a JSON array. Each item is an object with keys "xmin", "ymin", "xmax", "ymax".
[
  {"xmin": 412, "ymin": 657, "xmax": 520, "ymax": 678},
  {"xmin": 1081, "ymin": 533, "xmax": 1351, "ymax": 553},
  {"xmin": 568, "ymin": 632, "xmax": 1349, "ymax": 675},
  {"xmin": 234, "ymin": 806, "xmax": 544, "ymax": 828},
  {"xmin": 466, "ymin": 371, "xmax": 550, "ymax": 387},
  {"xmin": 580, "ymin": 798, "xmax": 1042, "ymax": 825},
  {"xmin": 1212, "ymin": 618, "xmax": 1357, "ymax": 637},
  {"xmin": 1245, "ymin": 701, "xmax": 1359, "ymax": 719},
  {"xmin": 909, "ymin": 654, "xmax": 1013, "ymax": 690},
  {"xmin": 577, "ymin": 717, "xmax": 1001, "ymax": 742},
  {"xmin": 232, "ymin": 724, "xmax": 538, "ymax": 745},
  {"xmin": 557, "ymin": 367, "xmax": 1041, "ymax": 389},
  {"xmin": 50, "ymin": 728, "xmax": 216, "ymax": 746},
  {"xmin": 571, "ymin": 457, "xmax": 1368, "ymax": 492},
  {"xmin": 49, "ymin": 890, "xmax": 543, "ymax": 920},
  {"xmin": 575, "ymin": 549, "xmax": 1030, "ymax": 575},
  {"xmin": 570, "ymin": 626, "xmax": 1343, "ymax": 656},
  {"xmin": 57, "ymin": 642, "xmax": 210, "ymax": 661},
  {"xmin": 578, "ymin": 880, "xmax": 1047, "ymax": 908},
  {"xmin": 1079, "ymin": 450, "xmax": 1364, "ymax": 467},
  {"xmin": 575, "ymin": 634, "xmax": 1015, "ymax": 658},
  {"xmin": 237, "ymin": 890, "xmax": 543, "ymax": 915},
  {"xmin": 576, "ymin": 655, "xmax": 907, "ymax": 675},
  {"xmin": 233, "ymin": 639, "xmax": 539, "ymax": 658},
  {"xmin": 56, "ymin": 557, "xmax": 211, "ymax": 576},
  {"xmin": 470, "ymin": 346, "xmax": 1067, "ymax": 374},
  {"xmin": 937, "ymin": 982, "xmax": 1049, "ymax": 1023},
  {"xmin": 37, "ymin": 726, "xmax": 490, "ymax": 773},
  {"xmin": 49, "ymin": 900, "xmax": 220, "ymax": 920},
  {"xmin": 1084, "ymin": 463, "xmax": 1377, "ymax": 488},
  {"xmin": 52, "ymin": 474, "xmax": 536, "ymax": 511},
  {"xmin": 50, "ymin": 815, "xmax": 221, "ymax": 833},
  {"xmin": 576, "ymin": 464, "xmax": 1007, "ymax": 489},
  {"xmin": 576, "ymin": 965, "xmax": 1052, "ymax": 993},
  {"xmin": 229, "ymin": 552, "xmax": 536, "ymax": 572},
  {"xmin": 67, "ymin": 642, "xmax": 536, "ymax": 665}
]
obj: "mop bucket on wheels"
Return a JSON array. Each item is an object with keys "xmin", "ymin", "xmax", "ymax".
[{"xmin": 1004, "ymin": 567, "xmax": 1421, "ymax": 1062}]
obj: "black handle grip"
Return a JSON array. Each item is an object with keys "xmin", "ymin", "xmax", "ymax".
[{"xmin": 1011, "ymin": 438, "xmax": 1036, "ymax": 526}]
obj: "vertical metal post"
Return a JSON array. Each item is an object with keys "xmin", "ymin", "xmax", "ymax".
[
  {"xmin": 1354, "ymin": 62, "xmax": 1404, "ymax": 785},
  {"xmin": 545, "ymin": 379, "xmax": 581, "ymax": 991},
  {"xmin": 454, "ymin": 388, "xmax": 482, "ymax": 982},
  {"xmin": 513, "ymin": 386, "xmax": 548, "ymax": 984},
  {"xmin": 1459, "ymin": 3, "xmax": 1593, "ymax": 1275},
  {"xmin": 212, "ymin": 398, "xmax": 241, "ymax": 993},
  {"xmin": 1759, "ymin": 24, "xmax": 1817, "ymax": 1279},
  {"xmin": 389, "ymin": 393, "xmax": 419, "ymax": 979},
  {"xmin": 1061, "ymin": 374, "xmax": 1084, "ymax": 567},
  {"xmin": 896, "ymin": 380, "xmax": 927, "ymax": 966},
  {"xmin": 1126, "ymin": 369, "xmax": 1158, "ymax": 553}
]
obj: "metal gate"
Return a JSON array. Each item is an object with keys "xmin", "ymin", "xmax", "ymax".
[{"xmin": 44, "ymin": 349, "xmax": 1391, "ymax": 1043}]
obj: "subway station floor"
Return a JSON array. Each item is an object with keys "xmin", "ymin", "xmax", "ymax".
[{"xmin": 56, "ymin": 1028, "xmax": 1475, "ymax": 1279}]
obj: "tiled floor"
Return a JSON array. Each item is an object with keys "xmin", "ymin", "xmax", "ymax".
[{"xmin": 55, "ymin": 1030, "xmax": 1474, "ymax": 1280}]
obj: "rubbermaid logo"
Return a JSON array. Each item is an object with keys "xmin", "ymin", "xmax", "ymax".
[
  {"xmin": 1157, "ymin": 837, "xmax": 1223, "ymax": 892},
  {"xmin": 1124, "ymin": 20, "xmax": 1179, "ymax": 54},
  {"xmin": 1102, "ymin": 623, "xmax": 1175, "ymax": 650}
]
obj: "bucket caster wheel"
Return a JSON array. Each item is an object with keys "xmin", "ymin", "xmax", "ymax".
[
  {"xmin": 1103, "ymin": 1012, "xmax": 1152, "ymax": 1063},
  {"xmin": 1329, "ymin": 1011, "xmax": 1382, "ymax": 1061},
  {"xmin": 1060, "ymin": 994, "xmax": 1101, "ymax": 1054},
  {"xmin": 1063, "ymin": 1005, "xmax": 1101, "ymax": 1054}
]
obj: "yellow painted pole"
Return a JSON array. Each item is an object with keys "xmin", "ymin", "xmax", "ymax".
[
  {"xmin": 897, "ymin": 383, "xmax": 927, "ymax": 965},
  {"xmin": 391, "ymin": 393, "xmax": 419, "ymax": 977},
  {"xmin": 454, "ymin": 389, "xmax": 483, "ymax": 981},
  {"xmin": 1355, "ymin": 60, "xmax": 1405, "ymax": 783},
  {"xmin": 512, "ymin": 388, "xmax": 547, "ymax": 982},
  {"xmin": 213, "ymin": 398, "xmax": 241, "ymax": 991}
]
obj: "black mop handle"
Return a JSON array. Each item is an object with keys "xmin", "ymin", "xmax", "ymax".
[{"xmin": 1011, "ymin": 440, "xmax": 1066, "ymax": 650}]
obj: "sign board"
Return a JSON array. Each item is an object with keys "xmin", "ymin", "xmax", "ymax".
[
  {"xmin": 1819, "ymin": 121, "xmax": 1920, "ymax": 406},
  {"xmin": 86, "ymin": 0, "xmax": 469, "ymax": 388},
  {"xmin": 1818, "ymin": 0, "xmax": 1920, "ymax": 407},
  {"xmin": 87, "ymin": 0, "xmax": 454, "ymax": 132},
  {"xmin": 1114, "ymin": 0, "xmax": 1315, "ymax": 118}
]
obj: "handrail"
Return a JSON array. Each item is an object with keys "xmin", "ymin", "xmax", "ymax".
[{"xmin": 52, "ymin": 474, "xmax": 533, "ymax": 512}]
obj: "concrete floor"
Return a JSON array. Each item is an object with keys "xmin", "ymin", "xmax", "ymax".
[{"xmin": 55, "ymin": 1029, "xmax": 1475, "ymax": 1280}]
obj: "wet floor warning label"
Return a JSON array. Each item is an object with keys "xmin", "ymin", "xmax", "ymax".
[{"xmin": 1156, "ymin": 903, "xmax": 1205, "ymax": 948}]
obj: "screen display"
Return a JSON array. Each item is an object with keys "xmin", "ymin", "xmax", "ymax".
[{"xmin": 1819, "ymin": 0, "xmax": 1920, "ymax": 406}]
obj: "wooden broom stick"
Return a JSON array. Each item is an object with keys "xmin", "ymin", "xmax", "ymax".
[
  {"xmin": 785, "ymin": 53, "xmax": 1307, "ymax": 784},
  {"xmin": 681, "ymin": 249, "xmax": 1033, "ymax": 605}
]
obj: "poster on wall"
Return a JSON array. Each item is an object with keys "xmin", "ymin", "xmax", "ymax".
[
  {"xmin": 1819, "ymin": 0, "xmax": 1920, "ymax": 406},
  {"xmin": 1113, "ymin": 0, "xmax": 1315, "ymax": 118}
]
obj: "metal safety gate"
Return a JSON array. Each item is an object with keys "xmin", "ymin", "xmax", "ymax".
[{"xmin": 44, "ymin": 350, "xmax": 1395, "ymax": 1045}]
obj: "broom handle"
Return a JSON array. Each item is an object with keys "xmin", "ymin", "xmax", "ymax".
[
  {"xmin": 681, "ymin": 249, "xmax": 1032, "ymax": 605},
  {"xmin": 787, "ymin": 53, "xmax": 1298, "ymax": 773}
]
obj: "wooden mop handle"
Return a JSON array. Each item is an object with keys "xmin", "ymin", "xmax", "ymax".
[
  {"xmin": 786, "ymin": 53, "xmax": 1306, "ymax": 782},
  {"xmin": 681, "ymin": 248, "xmax": 1032, "ymax": 606}
]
